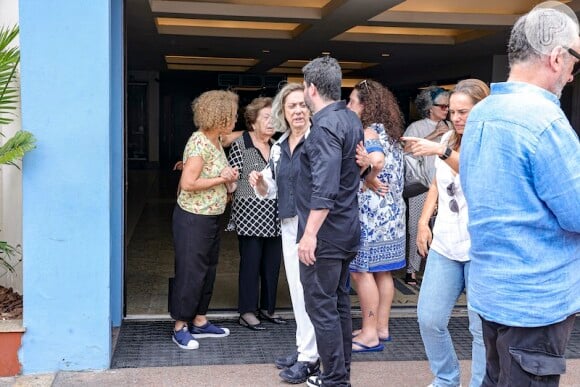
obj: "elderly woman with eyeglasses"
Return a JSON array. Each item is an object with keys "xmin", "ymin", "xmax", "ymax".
[
  {"xmin": 402, "ymin": 79, "xmax": 489, "ymax": 387},
  {"xmin": 403, "ymin": 86, "xmax": 451, "ymax": 286}
]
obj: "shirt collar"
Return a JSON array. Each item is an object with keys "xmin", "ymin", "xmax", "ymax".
[
  {"xmin": 490, "ymin": 82, "xmax": 561, "ymax": 107},
  {"xmin": 312, "ymin": 100, "xmax": 346, "ymax": 125}
]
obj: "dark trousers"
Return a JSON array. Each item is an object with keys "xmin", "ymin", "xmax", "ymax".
[
  {"xmin": 300, "ymin": 240, "xmax": 356, "ymax": 387},
  {"xmin": 170, "ymin": 205, "xmax": 221, "ymax": 322},
  {"xmin": 237, "ymin": 235, "xmax": 282, "ymax": 315},
  {"xmin": 481, "ymin": 314, "xmax": 576, "ymax": 387}
]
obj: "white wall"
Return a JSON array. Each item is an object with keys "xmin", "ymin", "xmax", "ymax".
[{"xmin": 0, "ymin": 0, "xmax": 23, "ymax": 293}]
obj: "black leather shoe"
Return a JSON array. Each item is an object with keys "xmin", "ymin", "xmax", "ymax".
[
  {"xmin": 274, "ymin": 351, "xmax": 298, "ymax": 369},
  {"xmin": 259, "ymin": 310, "xmax": 288, "ymax": 325},
  {"xmin": 279, "ymin": 359, "xmax": 320, "ymax": 384},
  {"xmin": 239, "ymin": 315, "xmax": 266, "ymax": 331}
]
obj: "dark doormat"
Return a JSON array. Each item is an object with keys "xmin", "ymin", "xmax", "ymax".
[{"xmin": 111, "ymin": 316, "xmax": 580, "ymax": 369}]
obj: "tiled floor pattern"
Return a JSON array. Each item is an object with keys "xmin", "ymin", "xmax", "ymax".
[{"xmin": 111, "ymin": 317, "xmax": 580, "ymax": 369}]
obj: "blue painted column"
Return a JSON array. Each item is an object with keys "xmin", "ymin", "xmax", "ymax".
[
  {"xmin": 19, "ymin": 0, "xmax": 123, "ymax": 372},
  {"xmin": 110, "ymin": 0, "xmax": 125, "ymax": 329}
]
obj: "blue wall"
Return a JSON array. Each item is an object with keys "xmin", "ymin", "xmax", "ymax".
[
  {"xmin": 110, "ymin": 0, "xmax": 125, "ymax": 328},
  {"xmin": 19, "ymin": 0, "xmax": 123, "ymax": 372}
]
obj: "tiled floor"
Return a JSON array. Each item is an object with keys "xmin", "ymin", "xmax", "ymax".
[{"xmin": 125, "ymin": 169, "xmax": 465, "ymax": 316}]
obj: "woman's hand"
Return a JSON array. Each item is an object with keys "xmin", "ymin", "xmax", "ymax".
[
  {"xmin": 401, "ymin": 136, "xmax": 444, "ymax": 157},
  {"xmin": 248, "ymin": 170, "xmax": 262, "ymax": 187},
  {"xmin": 416, "ymin": 223, "xmax": 433, "ymax": 258},
  {"xmin": 425, "ymin": 120, "xmax": 451, "ymax": 140},
  {"xmin": 220, "ymin": 166, "xmax": 239, "ymax": 183},
  {"xmin": 173, "ymin": 160, "xmax": 184, "ymax": 171},
  {"xmin": 364, "ymin": 177, "xmax": 388, "ymax": 196},
  {"xmin": 355, "ymin": 141, "xmax": 370, "ymax": 169}
]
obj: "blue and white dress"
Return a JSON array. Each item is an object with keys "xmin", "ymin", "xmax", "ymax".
[{"xmin": 350, "ymin": 123, "xmax": 406, "ymax": 273}]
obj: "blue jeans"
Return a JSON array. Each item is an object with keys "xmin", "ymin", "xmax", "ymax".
[{"xmin": 417, "ymin": 249, "xmax": 485, "ymax": 387}]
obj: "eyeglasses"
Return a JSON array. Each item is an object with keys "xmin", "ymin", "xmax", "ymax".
[
  {"xmin": 565, "ymin": 47, "xmax": 580, "ymax": 76},
  {"xmin": 433, "ymin": 103, "xmax": 449, "ymax": 109},
  {"xmin": 446, "ymin": 182, "xmax": 459, "ymax": 213}
]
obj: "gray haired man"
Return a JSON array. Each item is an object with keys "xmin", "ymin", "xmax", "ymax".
[
  {"xmin": 295, "ymin": 56, "xmax": 363, "ymax": 387},
  {"xmin": 460, "ymin": 2, "xmax": 580, "ymax": 386}
]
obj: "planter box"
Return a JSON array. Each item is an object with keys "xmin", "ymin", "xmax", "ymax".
[{"xmin": 0, "ymin": 320, "xmax": 24, "ymax": 376}]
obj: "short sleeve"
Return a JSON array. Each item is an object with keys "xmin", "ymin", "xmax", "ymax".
[
  {"xmin": 365, "ymin": 138, "xmax": 383, "ymax": 154},
  {"xmin": 183, "ymin": 133, "xmax": 205, "ymax": 161}
]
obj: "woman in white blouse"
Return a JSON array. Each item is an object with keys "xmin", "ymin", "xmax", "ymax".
[{"xmin": 402, "ymin": 79, "xmax": 489, "ymax": 387}]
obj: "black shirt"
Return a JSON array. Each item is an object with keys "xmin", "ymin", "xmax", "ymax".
[{"xmin": 295, "ymin": 101, "xmax": 363, "ymax": 254}]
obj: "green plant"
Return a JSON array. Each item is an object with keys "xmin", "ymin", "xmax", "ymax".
[{"xmin": 0, "ymin": 25, "xmax": 35, "ymax": 275}]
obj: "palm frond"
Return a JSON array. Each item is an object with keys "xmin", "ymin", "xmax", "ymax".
[
  {"xmin": 0, "ymin": 130, "xmax": 36, "ymax": 166},
  {"xmin": 0, "ymin": 25, "xmax": 20, "ymax": 126}
]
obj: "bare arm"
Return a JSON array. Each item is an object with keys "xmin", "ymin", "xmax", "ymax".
[
  {"xmin": 220, "ymin": 131, "xmax": 244, "ymax": 148},
  {"xmin": 416, "ymin": 179, "xmax": 439, "ymax": 258},
  {"xmin": 401, "ymin": 136, "xmax": 459, "ymax": 173},
  {"xmin": 362, "ymin": 128, "xmax": 388, "ymax": 194}
]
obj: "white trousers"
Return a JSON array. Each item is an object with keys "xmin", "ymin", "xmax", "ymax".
[{"xmin": 281, "ymin": 216, "xmax": 319, "ymax": 362}]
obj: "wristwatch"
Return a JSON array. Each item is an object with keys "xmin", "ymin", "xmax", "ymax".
[{"xmin": 439, "ymin": 146, "xmax": 452, "ymax": 160}]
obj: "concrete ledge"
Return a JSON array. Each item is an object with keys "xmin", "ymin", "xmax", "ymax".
[{"xmin": 0, "ymin": 320, "xmax": 25, "ymax": 333}]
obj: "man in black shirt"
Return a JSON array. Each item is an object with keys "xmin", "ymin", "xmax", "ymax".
[{"xmin": 296, "ymin": 56, "xmax": 363, "ymax": 387}]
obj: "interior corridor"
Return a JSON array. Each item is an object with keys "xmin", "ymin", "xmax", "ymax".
[{"xmin": 124, "ymin": 169, "xmax": 462, "ymax": 317}]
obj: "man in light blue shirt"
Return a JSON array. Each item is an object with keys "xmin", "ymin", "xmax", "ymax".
[{"xmin": 460, "ymin": 2, "xmax": 580, "ymax": 386}]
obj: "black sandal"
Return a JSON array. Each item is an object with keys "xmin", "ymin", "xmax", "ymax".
[
  {"xmin": 239, "ymin": 315, "xmax": 266, "ymax": 331},
  {"xmin": 404, "ymin": 272, "xmax": 418, "ymax": 286}
]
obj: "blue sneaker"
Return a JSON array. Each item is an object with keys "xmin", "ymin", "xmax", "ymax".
[
  {"xmin": 189, "ymin": 322, "xmax": 230, "ymax": 339},
  {"xmin": 172, "ymin": 326, "xmax": 199, "ymax": 350}
]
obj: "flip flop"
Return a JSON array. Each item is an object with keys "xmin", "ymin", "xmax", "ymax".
[
  {"xmin": 380, "ymin": 336, "xmax": 392, "ymax": 343},
  {"xmin": 352, "ymin": 341, "xmax": 384, "ymax": 353}
]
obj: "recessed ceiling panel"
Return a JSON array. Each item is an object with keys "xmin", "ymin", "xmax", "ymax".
[
  {"xmin": 389, "ymin": 0, "xmax": 568, "ymax": 14},
  {"xmin": 155, "ymin": 17, "xmax": 302, "ymax": 39}
]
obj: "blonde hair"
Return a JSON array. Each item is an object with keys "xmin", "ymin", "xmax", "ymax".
[
  {"xmin": 192, "ymin": 90, "xmax": 238, "ymax": 132},
  {"xmin": 448, "ymin": 79, "xmax": 490, "ymax": 150},
  {"xmin": 271, "ymin": 83, "xmax": 306, "ymax": 133}
]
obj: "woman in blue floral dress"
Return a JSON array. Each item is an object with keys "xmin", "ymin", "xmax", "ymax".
[{"xmin": 346, "ymin": 79, "xmax": 406, "ymax": 353}]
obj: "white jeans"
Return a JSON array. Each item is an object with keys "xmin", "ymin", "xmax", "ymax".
[{"xmin": 281, "ymin": 216, "xmax": 318, "ymax": 362}]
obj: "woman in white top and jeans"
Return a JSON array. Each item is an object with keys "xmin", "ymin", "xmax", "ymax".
[{"xmin": 402, "ymin": 79, "xmax": 489, "ymax": 387}]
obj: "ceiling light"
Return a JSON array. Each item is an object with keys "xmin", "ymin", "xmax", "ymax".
[{"xmin": 381, "ymin": 53, "xmax": 390, "ymax": 57}]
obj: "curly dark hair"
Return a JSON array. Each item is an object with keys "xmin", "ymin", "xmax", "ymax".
[{"xmin": 354, "ymin": 79, "xmax": 405, "ymax": 140}]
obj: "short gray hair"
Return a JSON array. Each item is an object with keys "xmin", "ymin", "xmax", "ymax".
[
  {"xmin": 302, "ymin": 56, "xmax": 342, "ymax": 101},
  {"xmin": 508, "ymin": 3, "xmax": 579, "ymax": 66},
  {"xmin": 271, "ymin": 83, "xmax": 305, "ymax": 133},
  {"xmin": 415, "ymin": 86, "xmax": 449, "ymax": 119}
]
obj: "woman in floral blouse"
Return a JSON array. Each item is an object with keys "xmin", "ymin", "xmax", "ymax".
[
  {"xmin": 346, "ymin": 80, "xmax": 406, "ymax": 353},
  {"xmin": 170, "ymin": 90, "xmax": 239, "ymax": 350}
]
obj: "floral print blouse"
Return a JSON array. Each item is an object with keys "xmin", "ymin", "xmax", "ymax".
[{"xmin": 177, "ymin": 131, "xmax": 228, "ymax": 215}]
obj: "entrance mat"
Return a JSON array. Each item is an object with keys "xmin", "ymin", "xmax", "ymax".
[{"xmin": 111, "ymin": 317, "xmax": 580, "ymax": 368}]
